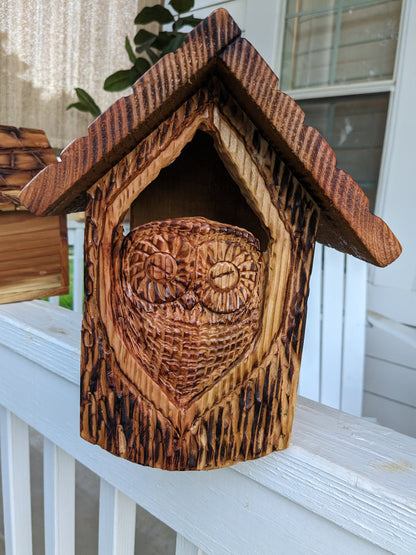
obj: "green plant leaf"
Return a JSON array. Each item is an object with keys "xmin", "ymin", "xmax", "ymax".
[
  {"xmin": 152, "ymin": 31, "xmax": 176, "ymax": 50},
  {"xmin": 104, "ymin": 69, "xmax": 138, "ymax": 92},
  {"xmin": 145, "ymin": 48, "xmax": 160, "ymax": 64},
  {"xmin": 161, "ymin": 32, "xmax": 187, "ymax": 55},
  {"xmin": 125, "ymin": 36, "xmax": 136, "ymax": 64},
  {"xmin": 134, "ymin": 29, "xmax": 156, "ymax": 46},
  {"xmin": 74, "ymin": 88, "xmax": 102, "ymax": 114},
  {"xmin": 133, "ymin": 57, "xmax": 151, "ymax": 76},
  {"xmin": 66, "ymin": 88, "xmax": 101, "ymax": 117},
  {"xmin": 169, "ymin": 0, "xmax": 194, "ymax": 14},
  {"xmin": 134, "ymin": 5, "xmax": 174, "ymax": 25},
  {"xmin": 66, "ymin": 102, "xmax": 90, "ymax": 112},
  {"xmin": 173, "ymin": 15, "xmax": 202, "ymax": 31},
  {"xmin": 135, "ymin": 37, "xmax": 157, "ymax": 54}
]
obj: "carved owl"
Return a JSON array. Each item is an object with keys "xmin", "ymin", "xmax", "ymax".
[{"xmin": 112, "ymin": 217, "xmax": 265, "ymax": 406}]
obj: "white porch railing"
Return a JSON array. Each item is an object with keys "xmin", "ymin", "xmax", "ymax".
[{"xmin": 0, "ymin": 300, "xmax": 415, "ymax": 554}]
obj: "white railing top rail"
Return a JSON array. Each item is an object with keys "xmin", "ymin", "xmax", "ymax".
[{"xmin": 0, "ymin": 300, "xmax": 415, "ymax": 553}]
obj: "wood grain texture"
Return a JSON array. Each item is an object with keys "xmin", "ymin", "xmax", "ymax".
[
  {"xmin": 0, "ymin": 125, "xmax": 68, "ymax": 303},
  {"xmin": 19, "ymin": 9, "xmax": 400, "ymax": 267},
  {"xmin": 80, "ymin": 87, "xmax": 319, "ymax": 470},
  {"xmin": 0, "ymin": 125, "xmax": 57, "ymax": 212},
  {"xmin": 0, "ymin": 212, "xmax": 68, "ymax": 304},
  {"xmin": 130, "ymin": 130, "xmax": 269, "ymax": 251}
]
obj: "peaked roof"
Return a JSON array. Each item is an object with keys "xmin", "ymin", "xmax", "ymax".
[
  {"xmin": 20, "ymin": 9, "xmax": 401, "ymax": 267},
  {"xmin": 0, "ymin": 125, "xmax": 57, "ymax": 211}
]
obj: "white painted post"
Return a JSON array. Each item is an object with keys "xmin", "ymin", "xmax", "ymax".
[
  {"xmin": 0, "ymin": 407, "xmax": 33, "ymax": 555},
  {"xmin": 98, "ymin": 479, "xmax": 136, "ymax": 555},
  {"xmin": 176, "ymin": 534, "xmax": 205, "ymax": 555},
  {"xmin": 299, "ymin": 243, "xmax": 323, "ymax": 402},
  {"xmin": 43, "ymin": 439, "xmax": 75, "ymax": 555},
  {"xmin": 341, "ymin": 256, "xmax": 367, "ymax": 416},
  {"xmin": 72, "ymin": 224, "xmax": 84, "ymax": 313},
  {"xmin": 320, "ymin": 247, "xmax": 345, "ymax": 408}
]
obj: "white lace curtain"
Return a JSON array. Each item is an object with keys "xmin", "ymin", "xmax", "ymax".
[{"xmin": 0, "ymin": 1, "xmax": 158, "ymax": 151}]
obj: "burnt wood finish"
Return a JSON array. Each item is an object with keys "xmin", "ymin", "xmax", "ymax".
[
  {"xmin": 0, "ymin": 125, "xmax": 57, "ymax": 211},
  {"xmin": 80, "ymin": 87, "xmax": 319, "ymax": 470},
  {"xmin": 20, "ymin": 9, "xmax": 400, "ymax": 267},
  {"xmin": 0, "ymin": 125, "xmax": 68, "ymax": 303}
]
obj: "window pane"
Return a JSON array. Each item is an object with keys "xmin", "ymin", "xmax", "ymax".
[
  {"xmin": 282, "ymin": 14, "xmax": 337, "ymax": 89},
  {"xmin": 298, "ymin": 93, "xmax": 389, "ymax": 211},
  {"xmin": 286, "ymin": 0, "xmax": 336, "ymax": 16},
  {"xmin": 336, "ymin": 2, "xmax": 401, "ymax": 84},
  {"xmin": 282, "ymin": 0, "xmax": 402, "ymax": 90}
]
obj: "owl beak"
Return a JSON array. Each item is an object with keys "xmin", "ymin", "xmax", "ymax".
[{"xmin": 181, "ymin": 290, "xmax": 198, "ymax": 310}]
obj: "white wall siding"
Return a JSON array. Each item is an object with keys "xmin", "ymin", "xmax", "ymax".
[
  {"xmin": 192, "ymin": 0, "xmax": 285, "ymax": 68},
  {"xmin": 370, "ymin": 0, "xmax": 416, "ymax": 329},
  {"xmin": 363, "ymin": 311, "xmax": 416, "ymax": 438},
  {"xmin": 363, "ymin": 392, "xmax": 416, "ymax": 439}
]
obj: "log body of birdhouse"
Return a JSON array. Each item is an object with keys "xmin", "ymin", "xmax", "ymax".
[{"xmin": 79, "ymin": 84, "xmax": 319, "ymax": 470}]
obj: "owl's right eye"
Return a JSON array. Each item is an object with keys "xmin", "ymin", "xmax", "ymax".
[
  {"xmin": 196, "ymin": 239, "xmax": 262, "ymax": 314},
  {"xmin": 122, "ymin": 229, "xmax": 192, "ymax": 304},
  {"xmin": 208, "ymin": 261, "xmax": 240, "ymax": 291}
]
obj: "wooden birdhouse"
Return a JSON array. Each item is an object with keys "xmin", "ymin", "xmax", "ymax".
[
  {"xmin": 0, "ymin": 125, "xmax": 68, "ymax": 304},
  {"xmin": 20, "ymin": 10, "xmax": 401, "ymax": 471}
]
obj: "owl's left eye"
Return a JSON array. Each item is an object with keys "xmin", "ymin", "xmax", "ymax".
[{"xmin": 145, "ymin": 252, "xmax": 177, "ymax": 282}]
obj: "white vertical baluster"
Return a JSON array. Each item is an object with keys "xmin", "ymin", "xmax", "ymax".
[
  {"xmin": 72, "ymin": 224, "xmax": 84, "ymax": 313},
  {"xmin": 0, "ymin": 407, "xmax": 33, "ymax": 555},
  {"xmin": 321, "ymin": 248, "xmax": 345, "ymax": 409},
  {"xmin": 43, "ymin": 439, "xmax": 75, "ymax": 555},
  {"xmin": 98, "ymin": 479, "xmax": 136, "ymax": 555},
  {"xmin": 341, "ymin": 256, "xmax": 367, "ymax": 416},
  {"xmin": 299, "ymin": 243, "xmax": 323, "ymax": 401},
  {"xmin": 49, "ymin": 296, "xmax": 61, "ymax": 305},
  {"xmin": 175, "ymin": 534, "xmax": 205, "ymax": 555}
]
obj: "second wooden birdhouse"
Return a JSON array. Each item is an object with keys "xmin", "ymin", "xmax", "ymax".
[
  {"xmin": 20, "ymin": 9, "xmax": 401, "ymax": 470},
  {"xmin": 0, "ymin": 125, "xmax": 68, "ymax": 304}
]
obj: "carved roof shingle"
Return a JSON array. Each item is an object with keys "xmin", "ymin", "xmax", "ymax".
[{"xmin": 19, "ymin": 9, "xmax": 401, "ymax": 266}]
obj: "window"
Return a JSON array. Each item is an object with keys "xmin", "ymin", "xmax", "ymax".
[
  {"xmin": 280, "ymin": 0, "xmax": 403, "ymax": 212},
  {"xmin": 282, "ymin": 0, "xmax": 401, "ymax": 90},
  {"xmin": 297, "ymin": 93, "xmax": 389, "ymax": 210}
]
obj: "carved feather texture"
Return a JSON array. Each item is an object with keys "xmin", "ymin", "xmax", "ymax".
[{"xmin": 113, "ymin": 217, "xmax": 265, "ymax": 405}]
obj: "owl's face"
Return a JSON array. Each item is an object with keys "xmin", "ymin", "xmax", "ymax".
[{"xmin": 113, "ymin": 217, "xmax": 265, "ymax": 405}]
